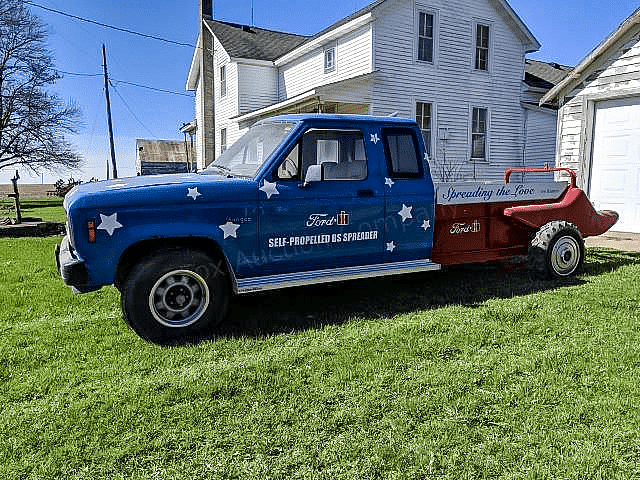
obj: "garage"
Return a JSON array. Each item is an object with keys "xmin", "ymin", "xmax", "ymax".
[
  {"xmin": 589, "ymin": 97, "xmax": 640, "ymax": 233},
  {"xmin": 538, "ymin": 8, "xmax": 640, "ymax": 233}
]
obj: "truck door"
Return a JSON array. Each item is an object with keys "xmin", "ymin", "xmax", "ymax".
[
  {"xmin": 381, "ymin": 127, "xmax": 435, "ymax": 262},
  {"xmin": 258, "ymin": 128, "xmax": 384, "ymax": 276}
]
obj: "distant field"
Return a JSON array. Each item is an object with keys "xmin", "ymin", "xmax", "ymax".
[
  {"xmin": 0, "ymin": 184, "xmax": 56, "ymax": 198},
  {"xmin": 1, "ymin": 235, "xmax": 639, "ymax": 479},
  {"xmin": 0, "ymin": 197, "xmax": 65, "ymax": 223}
]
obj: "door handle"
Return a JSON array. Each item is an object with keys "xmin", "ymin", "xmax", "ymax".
[{"xmin": 358, "ymin": 189, "xmax": 374, "ymax": 197}]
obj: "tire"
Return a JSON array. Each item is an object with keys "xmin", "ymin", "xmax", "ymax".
[
  {"xmin": 121, "ymin": 248, "xmax": 229, "ymax": 344},
  {"xmin": 528, "ymin": 221, "xmax": 584, "ymax": 279}
]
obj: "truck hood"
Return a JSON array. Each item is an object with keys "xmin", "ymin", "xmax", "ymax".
[{"xmin": 64, "ymin": 173, "xmax": 258, "ymax": 211}]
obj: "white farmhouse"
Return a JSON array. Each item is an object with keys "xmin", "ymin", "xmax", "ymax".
[{"xmin": 187, "ymin": 0, "xmax": 563, "ymax": 182}]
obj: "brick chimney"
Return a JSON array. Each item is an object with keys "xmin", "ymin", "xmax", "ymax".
[
  {"xmin": 200, "ymin": 0, "xmax": 213, "ymax": 20},
  {"xmin": 198, "ymin": 0, "xmax": 215, "ymax": 168}
]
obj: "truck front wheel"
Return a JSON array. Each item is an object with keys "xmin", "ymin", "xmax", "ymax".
[
  {"xmin": 121, "ymin": 248, "xmax": 229, "ymax": 344},
  {"xmin": 529, "ymin": 221, "xmax": 584, "ymax": 279}
]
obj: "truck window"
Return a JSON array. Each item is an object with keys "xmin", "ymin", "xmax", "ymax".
[
  {"xmin": 276, "ymin": 129, "xmax": 368, "ymax": 181},
  {"xmin": 275, "ymin": 144, "xmax": 300, "ymax": 180},
  {"xmin": 383, "ymin": 128, "xmax": 424, "ymax": 179},
  {"xmin": 204, "ymin": 121, "xmax": 297, "ymax": 178},
  {"xmin": 303, "ymin": 130, "xmax": 367, "ymax": 181}
]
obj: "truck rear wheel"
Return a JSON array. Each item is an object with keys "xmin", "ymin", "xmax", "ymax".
[
  {"xmin": 529, "ymin": 221, "xmax": 584, "ymax": 279},
  {"xmin": 121, "ymin": 248, "xmax": 229, "ymax": 344}
]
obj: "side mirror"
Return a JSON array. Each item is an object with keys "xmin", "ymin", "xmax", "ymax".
[{"xmin": 301, "ymin": 164, "xmax": 323, "ymax": 188}]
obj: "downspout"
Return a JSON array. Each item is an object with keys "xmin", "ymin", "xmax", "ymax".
[{"xmin": 521, "ymin": 106, "xmax": 528, "ymax": 183}]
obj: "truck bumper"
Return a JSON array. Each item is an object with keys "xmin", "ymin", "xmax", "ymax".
[{"xmin": 55, "ymin": 236, "xmax": 98, "ymax": 293}]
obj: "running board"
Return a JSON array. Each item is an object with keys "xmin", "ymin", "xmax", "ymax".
[{"xmin": 236, "ymin": 259, "xmax": 441, "ymax": 294}]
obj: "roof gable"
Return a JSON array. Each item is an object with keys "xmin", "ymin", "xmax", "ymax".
[
  {"xmin": 541, "ymin": 6, "xmax": 640, "ymax": 104},
  {"xmin": 207, "ymin": 0, "xmax": 539, "ymax": 65},
  {"xmin": 487, "ymin": 0, "xmax": 540, "ymax": 52},
  {"xmin": 279, "ymin": 0, "xmax": 539, "ymax": 63}
]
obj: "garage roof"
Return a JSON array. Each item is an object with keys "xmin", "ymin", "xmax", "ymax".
[{"xmin": 540, "ymin": 6, "xmax": 640, "ymax": 105}]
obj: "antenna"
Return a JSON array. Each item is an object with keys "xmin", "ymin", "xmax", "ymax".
[{"xmin": 251, "ymin": 0, "xmax": 254, "ymax": 26}]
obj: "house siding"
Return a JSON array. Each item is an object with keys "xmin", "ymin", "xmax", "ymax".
[
  {"xmin": 194, "ymin": 0, "xmax": 546, "ymax": 179},
  {"xmin": 371, "ymin": 0, "xmax": 527, "ymax": 181},
  {"xmin": 213, "ymin": 36, "xmax": 244, "ymax": 157},
  {"xmin": 238, "ymin": 63, "xmax": 279, "ymax": 113},
  {"xmin": 556, "ymin": 27, "xmax": 640, "ymax": 189},
  {"xmin": 522, "ymin": 106, "xmax": 558, "ymax": 181},
  {"xmin": 278, "ymin": 23, "xmax": 373, "ymax": 101}
]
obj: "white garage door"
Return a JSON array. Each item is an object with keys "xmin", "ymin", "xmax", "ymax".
[{"xmin": 590, "ymin": 97, "xmax": 640, "ymax": 233}]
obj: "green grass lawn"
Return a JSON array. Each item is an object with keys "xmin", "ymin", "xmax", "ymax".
[
  {"xmin": 0, "ymin": 197, "xmax": 66, "ymax": 223},
  {"xmin": 1, "ymin": 236, "xmax": 639, "ymax": 479}
]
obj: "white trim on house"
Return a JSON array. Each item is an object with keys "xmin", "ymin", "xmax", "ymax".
[
  {"xmin": 230, "ymin": 57, "xmax": 275, "ymax": 67},
  {"xmin": 541, "ymin": 7, "xmax": 640, "ymax": 105},
  {"xmin": 186, "ymin": 39, "xmax": 201, "ymax": 90},
  {"xmin": 469, "ymin": 105, "xmax": 490, "ymax": 162},
  {"xmin": 233, "ymin": 71, "xmax": 377, "ymax": 124},
  {"xmin": 324, "ymin": 43, "xmax": 338, "ymax": 74},
  {"xmin": 414, "ymin": 5, "xmax": 439, "ymax": 67},
  {"xmin": 414, "ymin": 98, "xmax": 436, "ymax": 158},
  {"xmin": 471, "ymin": 19, "xmax": 493, "ymax": 73},
  {"xmin": 233, "ymin": 90, "xmax": 320, "ymax": 123},
  {"xmin": 487, "ymin": 0, "xmax": 539, "ymax": 52}
]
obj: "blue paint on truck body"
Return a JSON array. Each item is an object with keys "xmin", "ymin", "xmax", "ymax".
[{"xmin": 58, "ymin": 114, "xmax": 437, "ymax": 294}]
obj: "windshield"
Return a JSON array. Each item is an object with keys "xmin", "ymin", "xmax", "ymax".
[{"xmin": 204, "ymin": 121, "xmax": 297, "ymax": 177}]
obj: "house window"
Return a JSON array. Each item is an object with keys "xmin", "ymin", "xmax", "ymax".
[
  {"xmin": 324, "ymin": 45, "xmax": 336, "ymax": 73},
  {"xmin": 471, "ymin": 107, "xmax": 487, "ymax": 160},
  {"xmin": 417, "ymin": 12, "xmax": 434, "ymax": 63},
  {"xmin": 475, "ymin": 24, "xmax": 489, "ymax": 71},
  {"xmin": 415, "ymin": 102, "xmax": 432, "ymax": 158},
  {"xmin": 220, "ymin": 128, "xmax": 227, "ymax": 154},
  {"xmin": 220, "ymin": 65, "xmax": 227, "ymax": 97}
]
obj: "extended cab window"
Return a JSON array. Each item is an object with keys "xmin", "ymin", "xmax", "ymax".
[
  {"xmin": 276, "ymin": 129, "xmax": 367, "ymax": 181},
  {"xmin": 383, "ymin": 128, "xmax": 424, "ymax": 179}
]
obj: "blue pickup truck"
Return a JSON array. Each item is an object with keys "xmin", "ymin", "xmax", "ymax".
[{"xmin": 56, "ymin": 114, "xmax": 617, "ymax": 343}]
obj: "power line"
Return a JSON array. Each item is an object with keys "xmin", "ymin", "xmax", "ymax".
[
  {"xmin": 24, "ymin": 1, "xmax": 196, "ymax": 48},
  {"xmin": 58, "ymin": 71, "xmax": 193, "ymax": 97},
  {"xmin": 109, "ymin": 80, "xmax": 158, "ymax": 139},
  {"xmin": 112, "ymin": 80, "xmax": 194, "ymax": 97},
  {"xmin": 59, "ymin": 70, "xmax": 102, "ymax": 77}
]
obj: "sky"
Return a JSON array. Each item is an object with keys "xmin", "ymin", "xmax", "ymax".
[{"xmin": 2, "ymin": 0, "xmax": 639, "ymax": 184}]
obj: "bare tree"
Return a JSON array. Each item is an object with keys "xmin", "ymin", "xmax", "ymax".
[{"xmin": 0, "ymin": 0, "xmax": 82, "ymax": 174}]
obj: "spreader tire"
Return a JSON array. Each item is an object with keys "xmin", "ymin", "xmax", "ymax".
[
  {"xmin": 529, "ymin": 221, "xmax": 584, "ymax": 279},
  {"xmin": 121, "ymin": 248, "xmax": 229, "ymax": 344}
]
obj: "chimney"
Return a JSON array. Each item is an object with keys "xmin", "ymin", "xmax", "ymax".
[
  {"xmin": 197, "ymin": 0, "xmax": 215, "ymax": 169},
  {"xmin": 200, "ymin": 0, "xmax": 213, "ymax": 20}
]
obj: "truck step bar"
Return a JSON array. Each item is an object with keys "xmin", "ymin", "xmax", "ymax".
[{"xmin": 235, "ymin": 259, "xmax": 441, "ymax": 294}]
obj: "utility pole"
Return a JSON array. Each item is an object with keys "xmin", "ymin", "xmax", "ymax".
[{"xmin": 102, "ymin": 44, "xmax": 118, "ymax": 179}]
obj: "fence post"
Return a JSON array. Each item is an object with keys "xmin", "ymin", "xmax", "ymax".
[{"xmin": 9, "ymin": 170, "xmax": 22, "ymax": 224}]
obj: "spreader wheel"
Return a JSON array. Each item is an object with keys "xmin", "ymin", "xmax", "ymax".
[{"xmin": 529, "ymin": 221, "xmax": 584, "ymax": 279}]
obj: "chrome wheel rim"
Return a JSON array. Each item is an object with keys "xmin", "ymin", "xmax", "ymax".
[
  {"xmin": 148, "ymin": 270, "xmax": 210, "ymax": 327},
  {"xmin": 551, "ymin": 235, "xmax": 580, "ymax": 276}
]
